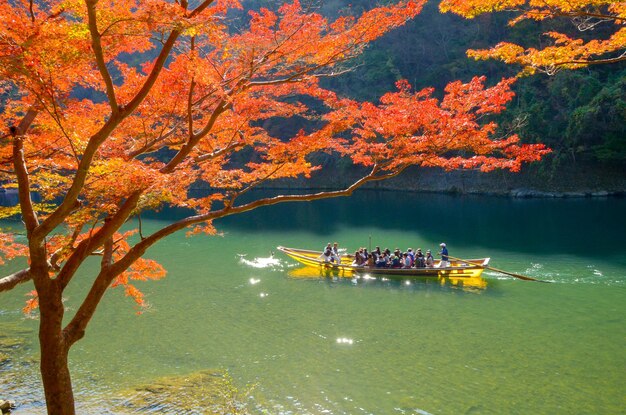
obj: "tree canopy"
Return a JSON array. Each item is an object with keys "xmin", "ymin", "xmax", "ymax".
[
  {"xmin": 0, "ymin": 1, "xmax": 549, "ymax": 413},
  {"xmin": 440, "ymin": 0, "xmax": 626, "ymax": 75}
]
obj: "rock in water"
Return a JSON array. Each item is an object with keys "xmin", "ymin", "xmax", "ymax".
[{"xmin": 0, "ymin": 400, "xmax": 16, "ymax": 413}]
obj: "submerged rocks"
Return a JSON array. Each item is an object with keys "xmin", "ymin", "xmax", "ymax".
[
  {"xmin": 116, "ymin": 370, "xmax": 251, "ymax": 415},
  {"xmin": 0, "ymin": 335, "xmax": 27, "ymax": 367},
  {"xmin": 0, "ymin": 400, "xmax": 16, "ymax": 414}
]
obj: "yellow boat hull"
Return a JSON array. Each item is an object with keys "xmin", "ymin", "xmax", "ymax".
[{"xmin": 277, "ymin": 246, "xmax": 489, "ymax": 280}]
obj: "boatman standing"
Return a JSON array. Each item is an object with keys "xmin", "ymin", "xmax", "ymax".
[{"xmin": 439, "ymin": 243, "xmax": 449, "ymax": 268}]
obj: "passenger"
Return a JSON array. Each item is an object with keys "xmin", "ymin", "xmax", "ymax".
[
  {"xmin": 375, "ymin": 252, "xmax": 388, "ymax": 268},
  {"xmin": 438, "ymin": 243, "xmax": 449, "ymax": 268},
  {"xmin": 366, "ymin": 253, "xmax": 375, "ymax": 267},
  {"xmin": 331, "ymin": 242, "xmax": 340, "ymax": 263},
  {"xmin": 407, "ymin": 248, "xmax": 415, "ymax": 264},
  {"xmin": 351, "ymin": 250, "xmax": 364, "ymax": 266},
  {"xmin": 415, "ymin": 248, "xmax": 425, "ymax": 268},
  {"xmin": 394, "ymin": 248, "xmax": 401, "ymax": 259},
  {"xmin": 402, "ymin": 252, "xmax": 412, "ymax": 268},
  {"xmin": 361, "ymin": 248, "xmax": 369, "ymax": 263},
  {"xmin": 373, "ymin": 246, "xmax": 382, "ymax": 260},
  {"xmin": 425, "ymin": 250, "xmax": 435, "ymax": 268},
  {"xmin": 319, "ymin": 246, "xmax": 333, "ymax": 262},
  {"xmin": 390, "ymin": 253, "xmax": 401, "ymax": 268}
]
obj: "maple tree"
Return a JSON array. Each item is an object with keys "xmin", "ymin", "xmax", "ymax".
[
  {"xmin": 440, "ymin": 0, "xmax": 626, "ymax": 75},
  {"xmin": 0, "ymin": 0, "xmax": 549, "ymax": 413}
]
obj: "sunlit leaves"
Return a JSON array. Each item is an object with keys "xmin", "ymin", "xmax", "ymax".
[
  {"xmin": 0, "ymin": 233, "xmax": 27, "ymax": 265},
  {"xmin": 23, "ymin": 290, "xmax": 39, "ymax": 315},
  {"xmin": 0, "ymin": 0, "xmax": 549, "ymax": 315},
  {"xmin": 440, "ymin": 0, "xmax": 626, "ymax": 74},
  {"xmin": 111, "ymin": 233, "xmax": 167, "ymax": 311},
  {"xmin": 322, "ymin": 76, "xmax": 550, "ymax": 173}
]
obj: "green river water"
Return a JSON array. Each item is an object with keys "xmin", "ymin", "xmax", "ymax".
[{"xmin": 1, "ymin": 191, "xmax": 625, "ymax": 414}]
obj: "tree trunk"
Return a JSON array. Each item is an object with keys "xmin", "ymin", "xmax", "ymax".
[{"xmin": 38, "ymin": 282, "xmax": 76, "ymax": 415}]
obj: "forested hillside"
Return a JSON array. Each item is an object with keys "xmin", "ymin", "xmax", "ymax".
[
  {"xmin": 323, "ymin": 0, "xmax": 626, "ymax": 167},
  {"xmin": 238, "ymin": 1, "xmax": 626, "ymax": 192}
]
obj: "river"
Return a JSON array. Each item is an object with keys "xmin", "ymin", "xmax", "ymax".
[{"xmin": 1, "ymin": 191, "xmax": 625, "ymax": 414}]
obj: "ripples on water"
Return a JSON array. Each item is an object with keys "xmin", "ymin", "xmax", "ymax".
[{"xmin": 1, "ymin": 193, "xmax": 625, "ymax": 414}]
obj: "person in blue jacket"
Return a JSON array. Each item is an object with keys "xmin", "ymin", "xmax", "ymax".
[{"xmin": 439, "ymin": 243, "xmax": 450, "ymax": 268}]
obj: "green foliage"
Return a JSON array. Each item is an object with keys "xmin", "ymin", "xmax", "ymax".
[{"xmin": 323, "ymin": 0, "xmax": 626, "ymax": 168}]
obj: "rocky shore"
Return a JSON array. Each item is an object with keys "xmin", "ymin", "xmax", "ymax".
[
  {"xmin": 2, "ymin": 161, "xmax": 625, "ymax": 202},
  {"xmin": 254, "ymin": 161, "xmax": 626, "ymax": 198}
]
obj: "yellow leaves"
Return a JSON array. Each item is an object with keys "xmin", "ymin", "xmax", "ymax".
[
  {"xmin": 442, "ymin": 1, "xmax": 626, "ymax": 74},
  {"xmin": 439, "ymin": 0, "xmax": 531, "ymax": 18},
  {"xmin": 183, "ymin": 25, "xmax": 199, "ymax": 37},
  {"xmin": 67, "ymin": 23, "xmax": 90, "ymax": 40},
  {"xmin": 0, "ymin": 207, "xmax": 22, "ymax": 220}
]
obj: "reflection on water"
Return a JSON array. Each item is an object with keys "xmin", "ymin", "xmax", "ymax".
[
  {"xmin": 217, "ymin": 190, "xmax": 626, "ymax": 260},
  {"xmin": 286, "ymin": 265, "xmax": 488, "ymax": 293},
  {"xmin": 287, "ymin": 265, "xmax": 355, "ymax": 279}
]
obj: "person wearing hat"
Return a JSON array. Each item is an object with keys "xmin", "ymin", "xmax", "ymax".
[
  {"xmin": 415, "ymin": 248, "xmax": 425, "ymax": 268},
  {"xmin": 406, "ymin": 248, "xmax": 415, "ymax": 266},
  {"xmin": 319, "ymin": 245, "xmax": 333, "ymax": 262},
  {"xmin": 425, "ymin": 250, "xmax": 434, "ymax": 267},
  {"xmin": 439, "ymin": 243, "xmax": 449, "ymax": 268}
]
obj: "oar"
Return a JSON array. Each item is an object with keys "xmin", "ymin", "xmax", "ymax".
[{"xmin": 447, "ymin": 255, "xmax": 550, "ymax": 283}]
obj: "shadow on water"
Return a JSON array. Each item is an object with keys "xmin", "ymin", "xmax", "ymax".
[
  {"xmin": 214, "ymin": 190, "xmax": 626, "ymax": 260},
  {"xmin": 5, "ymin": 188, "xmax": 625, "ymax": 261}
]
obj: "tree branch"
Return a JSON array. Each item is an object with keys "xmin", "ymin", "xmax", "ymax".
[
  {"xmin": 109, "ymin": 163, "xmax": 405, "ymax": 276},
  {"xmin": 56, "ymin": 190, "xmax": 142, "ymax": 290},
  {"xmin": 86, "ymin": 0, "xmax": 119, "ymax": 113},
  {"xmin": 34, "ymin": 29, "xmax": 182, "ymax": 242},
  {"xmin": 160, "ymin": 99, "xmax": 230, "ymax": 173},
  {"xmin": 11, "ymin": 110, "xmax": 40, "ymax": 237},
  {"xmin": 123, "ymin": 30, "xmax": 182, "ymax": 115},
  {"xmin": 555, "ymin": 54, "xmax": 626, "ymax": 66},
  {"xmin": 189, "ymin": 0, "xmax": 216, "ymax": 18},
  {"xmin": 0, "ymin": 269, "xmax": 32, "ymax": 293}
]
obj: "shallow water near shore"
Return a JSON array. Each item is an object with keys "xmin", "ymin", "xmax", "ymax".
[{"xmin": 1, "ymin": 191, "xmax": 625, "ymax": 414}]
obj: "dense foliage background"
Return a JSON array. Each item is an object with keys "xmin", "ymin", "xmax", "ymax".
[
  {"xmin": 25, "ymin": 0, "xmax": 626, "ymax": 186},
  {"xmin": 320, "ymin": 1, "xmax": 626, "ymax": 168}
]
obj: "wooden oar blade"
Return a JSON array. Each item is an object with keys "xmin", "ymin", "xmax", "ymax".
[{"xmin": 448, "ymin": 255, "xmax": 550, "ymax": 283}]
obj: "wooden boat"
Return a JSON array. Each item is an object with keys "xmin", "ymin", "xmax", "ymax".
[{"xmin": 277, "ymin": 246, "xmax": 490, "ymax": 279}]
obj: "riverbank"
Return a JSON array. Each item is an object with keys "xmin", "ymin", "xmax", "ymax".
[
  {"xmin": 2, "ymin": 161, "xmax": 624, "ymax": 202},
  {"xmin": 257, "ymin": 160, "xmax": 626, "ymax": 198}
]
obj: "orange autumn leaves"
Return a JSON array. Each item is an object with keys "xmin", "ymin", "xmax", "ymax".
[
  {"xmin": 321, "ymin": 77, "xmax": 549, "ymax": 173},
  {"xmin": 1, "ymin": 1, "xmax": 549, "ymax": 314},
  {"xmin": 440, "ymin": 0, "xmax": 626, "ymax": 74}
]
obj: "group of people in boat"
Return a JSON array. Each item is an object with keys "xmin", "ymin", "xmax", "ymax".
[{"xmin": 319, "ymin": 242, "xmax": 450, "ymax": 269}]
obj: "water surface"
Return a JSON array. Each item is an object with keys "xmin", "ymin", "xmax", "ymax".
[{"xmin": 1, "ymin": 192, "xmax": 625, "ymax": 414}]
